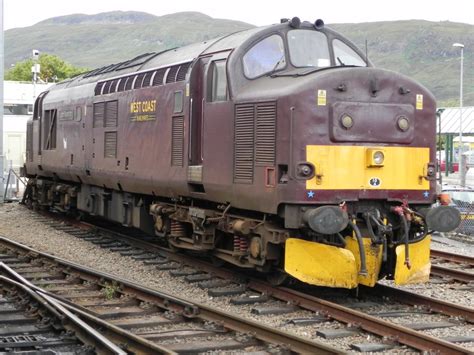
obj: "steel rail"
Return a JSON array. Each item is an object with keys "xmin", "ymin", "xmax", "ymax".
[
  {"xmin": 248, "ymin": 283, "xmax": 472, "ymax": 355},
  {"xmin": 0, "ymin": 236, "xmax": 340, "ymax": 355},
  {"xmin": 430, "ymin": 264, "xmax": 474, "ymax": 283},
  {"xmin": 0, "ymin": 264, "xmax": 172, "ymax": 355},
  {"xmin": 0, "ymin": 275, "xmax": 130, "ymax": 355},
  {"xmin": 371, "ymin": 284, "xmax": 474, "ymax": 323},
  {"xmin": 431, "ymin": 249, "xmax": 474, "ymax": 266}
]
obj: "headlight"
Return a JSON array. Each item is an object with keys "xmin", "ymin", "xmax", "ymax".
[
  {"xmin": 397, "ymin": 116, "xmax": 410, "ymax": 131},
  {"xmin": 373, "ymin": 151, "xmax": 385, "ymax": 165},
  {"xmin": 366, "ymin": 148, "xmax": 385, "ymax": 167},
  {"xmin": 340, "ymin": 114, "xmax": 354, "ymax": 129}
]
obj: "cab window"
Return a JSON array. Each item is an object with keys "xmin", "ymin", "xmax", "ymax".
[
  {"xmin": 243, "ymin": 35, "xmax": 286, "ymax": 79},
  {"xmin": 208, "ymin": 60, "xmax": 228, "ymax": 101},
  {"xmin": 333, "ymin": 39, "xmax": 367, "ymax": 67},
  {"xmin": 288, "ymin": 30, "xmax": 330, "ymax": 68}
]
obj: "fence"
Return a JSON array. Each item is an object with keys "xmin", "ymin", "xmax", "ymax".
[{"xmin": 451, "ymin": 197, "xmax": 474, "ymax": 235}]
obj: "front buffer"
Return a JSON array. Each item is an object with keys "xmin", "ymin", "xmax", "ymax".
[{"xmin": 284, "ymin": 234, "xmax": 431, "ymax": 288}]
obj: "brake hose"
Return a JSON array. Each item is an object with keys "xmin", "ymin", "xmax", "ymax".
[
  {"xmin": 348, "ymin": 220, "xmax": 368, "ymax": 276},
  {"xmin": 400, "ymin": 214, "xmax": 411, "ymax": 269}
]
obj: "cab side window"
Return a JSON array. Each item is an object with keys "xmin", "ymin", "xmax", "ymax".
[
  {"xmin": 208, "ymin": 60, "xmax": 228, "ymax": 102},
  {"xmin": 333, "ymin": 39, "xmax": 367, "ymax": 67}
]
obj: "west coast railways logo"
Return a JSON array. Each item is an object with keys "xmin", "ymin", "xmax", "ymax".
[{"xmin": 129, "ymin": 99, "xmax": 157, "ymax": 122}]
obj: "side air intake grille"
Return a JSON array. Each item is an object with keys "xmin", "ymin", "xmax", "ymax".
[
  {"xmin": 166, "ymin": 65, "xmax": 180, "ymax": 83},
  {"xmin": 234, "ymin": 103, "xmax": 255, "ymax": 183},
  {"xmin": 94, "ymin": 82, "xmax": 105, "ymax": 95},
  {"xmin": 255, "ymin": 102, "xmax": 277, "ymax": 166},
  {"xmin": 176, "ymin": 62, "xmax": 191, "ymax": 81},
  {"xmin": 171, "ymin": 116, "xmax": 184, "ymax": 166},
  {"xmin": 105, "ymin": 101, "xmax": 118, "ymax": 127},
  {"xmin": 93, "ymin": 102, "xmax": 105, "ymax": 128},
  {"xmin": 134, "ymin": 73, "xmax": 146, "ymax": 89},
  {"xmin": 152, "ymin": 69, "xmax": 166, "ymax": 86},
  {"xmin": 104, "ymin": 131, "xmax": 117, "ymax": 158}
]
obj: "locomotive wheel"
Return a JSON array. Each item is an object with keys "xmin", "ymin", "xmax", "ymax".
[
  {"xmin": 168, "ymin": 241, "xmax": 179, "ymax": 252},
  {"xmin": 266, "ymin": 270, "xmax": 288, "ymax": 286},
  {"xmin": 211, "ymin": 255, "xmax": 225, "ymax": 267}
]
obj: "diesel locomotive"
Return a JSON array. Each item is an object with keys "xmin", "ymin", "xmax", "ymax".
[{"xmin": 23, "ymin": 18, "xmax": 460, "ymax": 289}]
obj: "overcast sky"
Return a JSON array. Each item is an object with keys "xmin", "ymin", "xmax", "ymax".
[{"xmin": 3, "ymin": 0, "xmax": 474, "ymax": 30}]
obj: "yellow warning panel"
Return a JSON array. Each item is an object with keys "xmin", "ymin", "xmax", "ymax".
[
  {"xmin": 317, "ymin": 89, "xmax": 327, "ymax": 106},
  {"xmin": 416, "ymin": 94, "xmax": 423, "ymax": 110},
  {"xmin": 285, "ymin": 238, "xmax": 358, "ymax": 288},
  {"xmin": 394, "ymin": 236, "xmax": 431, "ymax": 285},
  {"xmin": 306, "ymin": 145, "xmax": 430, "ymax": 190},
  {"xmin": 345, "ymin": 236, "xmax": 383, "ymax": 287}
]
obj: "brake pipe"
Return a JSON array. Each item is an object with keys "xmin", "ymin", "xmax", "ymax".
[
  {"xmin": 391, "ymin": 206, "xmax": 411, "ymax": 269},
  {"xmin": 348, "ymin": 220, "xmax": 368, "ymax": 276}
]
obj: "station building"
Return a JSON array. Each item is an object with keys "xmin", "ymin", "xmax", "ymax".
[{"xmin": 3, "ymin": 81, "xmax": 53, "ymax": 197}]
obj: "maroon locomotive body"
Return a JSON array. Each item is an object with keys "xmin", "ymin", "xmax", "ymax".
[{"xmin": 24, "ymin": 18, "xmax": 459, "ymax": 288}]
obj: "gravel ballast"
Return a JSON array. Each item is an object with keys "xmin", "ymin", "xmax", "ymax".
[{"xmin": 1, "ymin": 203, "xmax": 473, "ymax": 352}]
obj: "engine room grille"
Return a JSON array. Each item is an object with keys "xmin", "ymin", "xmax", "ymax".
[
  {"xmin": 104, "ymin": 131, "xmax": 117, "ymax": 158},
  {"xmin": 134, "ymin": 73, "xmax": 146, "ymax": 89},
  {"xmin": 152, "ymin": 69, "xmax": 166, "ymax": 86},
  {"xmin": 105, "ymin": 101, "xmax": 118, "ymax": 127},
  {"xmin": 94, "ymin": 82, "xmax": 105, "ymax": 95},
  {"xmin": 233, "ymin": 101, "xmax": 277, "ymax": 183},
  {"xmin": 171, "ymin": 116, "xmax": 184, "ymax": 166},
  {"xmin": 166, "ymin": 65, "xmax": 180, "ymax": 84},
  {"xmin": 94, "ymin": 62, "xmax": 193, "ymax": 95},
  {"xmin": 176, "ymin": 62, "xmax": 191, "ymax": 81},
  {"xmin": 93, "ymin": 102, "xmax": 105, "ymax": 128},
  {"xmin": 234, "ymin": 103, "xmax": 255, "ymax": 183},
  {"xmin": 255, "ymin": 102, "xmax": 277, "ymax": 166}
]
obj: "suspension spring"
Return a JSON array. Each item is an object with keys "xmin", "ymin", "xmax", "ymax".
[
  {"xmin": 233, "ymin": 235, "xmax": 249, "ymax": 253},
  {"xmin": 170, "ymin": 220, "xmax": 186, "ymax": 238}
]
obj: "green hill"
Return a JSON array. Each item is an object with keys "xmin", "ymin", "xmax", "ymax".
[{"xmin": 5, "ymin": 12, "xmax": 473, "ymax": 105}]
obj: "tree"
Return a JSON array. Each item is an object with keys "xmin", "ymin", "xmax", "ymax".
[{"xmin": 5, "ymin": 53, "xmax": 88, "ymax": 82}]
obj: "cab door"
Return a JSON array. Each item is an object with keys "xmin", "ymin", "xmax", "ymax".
[
  {"xmin": 188, "ymin": 53, "xmax": 231, "ymax": 192},
  {"xmin": 187, "ymin": 56, "xmax": 210, "ymax": 187}
]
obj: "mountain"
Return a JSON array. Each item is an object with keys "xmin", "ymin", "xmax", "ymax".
[
  {"xmin": 4, "ymin": 12, "xmax": 473, "ymax": 106},
  {"xmin": 5, "ymin": 11, "xmax": 253, "ymax": 69}
]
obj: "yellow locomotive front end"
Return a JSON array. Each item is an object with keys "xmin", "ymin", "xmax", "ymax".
[{"xmin": 284, "ymin": 144, "xmax": 437, "ymax": 288}]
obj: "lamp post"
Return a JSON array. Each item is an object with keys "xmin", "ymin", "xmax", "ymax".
[
  {"xmin": 0, "ymin": 0, "xmax": 4, "ymax": 204},
  {"xmin": 453, "ymin": 43, "xmax": 464, "ymax": 186}
]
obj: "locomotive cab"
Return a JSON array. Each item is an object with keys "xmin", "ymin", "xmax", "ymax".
[{"xmin": 224, "ymin": 18, "xmax": 460, "ymax": 287}]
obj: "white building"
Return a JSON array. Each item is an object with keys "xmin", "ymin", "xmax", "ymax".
[
  {"xmin": 3, "ymin": 81, "xmax": 53, "ymax": 169},
  {"xmin": 3, "ymin": 81, "xmax": 53, "ymax": 197}
]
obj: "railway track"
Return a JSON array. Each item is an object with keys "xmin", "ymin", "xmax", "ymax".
[
  {"xmin": 0, "ymin": 235, "xmax": 340, "ymax": 354},
  {"xmin": 430, "ymin": 249, "xmax": 474, "ymax": 284},
  {"xmin": 20, "ymin": 209, "xmax": 474, "ymax": 354},
  {"xmin": 0, "ymin": 275, "xmax": 121, "ymax": 354}
]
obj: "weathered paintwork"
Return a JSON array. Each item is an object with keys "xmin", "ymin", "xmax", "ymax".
[{"xmin": 24, "ymin": 20, "xmax": 441, "ymax": 288}]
